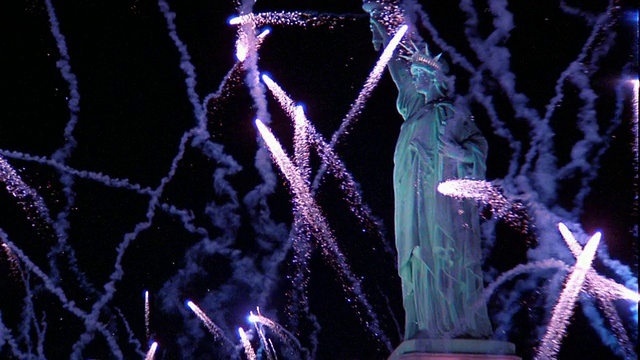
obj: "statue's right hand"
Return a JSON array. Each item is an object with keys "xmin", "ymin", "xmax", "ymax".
[
  {"xmin": 369, "ymin": 19, "xmax": 388, "ymax": 51},
  {"xmin": 362, "ymin": 2, "xmax": 390, "ymax": 51}
]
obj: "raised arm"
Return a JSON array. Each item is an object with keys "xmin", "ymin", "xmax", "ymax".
[{"xmin": 362, "ymin": 1, "xmax": 414, "ymax": 91}]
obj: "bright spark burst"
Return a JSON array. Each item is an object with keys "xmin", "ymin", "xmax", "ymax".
[
  {"xmin": 249, "ymin": 310, "xmax": 275, "ymax": 360},
  {"xmin": 185, "ymin": 300, "xmax": 227, "ymax": 343},
  {"xmin": 229, "ymin": 12, "xmax": 352, "ymax": 28},
  {"xmin": 248, "ymin": 308, "xmax": 307, "ymax": 357},
  {"xmin": 330, "ymin": 24, "xmax": 408, "ymax": 146},
  {"xmin": 255, "ymin": 119, "xmax": 393, "ymax": 351},
  {"xmin": 558, "ymin": 223, "xmax": 640, "ymax": 302},
  {"xmin": 238, "ymin": 327, "xmax": 257, "ymax": 360},
  {"xmin": 558, "ymin": 223, "xmax": 638, "ymax": 359},
  {"xmin": 437, "ymin": 179, "xmax": 531, "ymax": 233},
  {"xmin": 0, "ymin": 154, "xmax": 53, "ymax": 226},
  {"xmin": 261, "ymin": 73, "xmax": 395, "ymax": 254},
  {"xmin": 536, "ymin": 228, "xmax": 601, "ymax": 360},
  {"xmin": 144, "ymin": 341, "xmax": 158, "ymax": 360},
  {"xmin": 144, "ymin": 290, "xmax": 150, "ymax": 341}
]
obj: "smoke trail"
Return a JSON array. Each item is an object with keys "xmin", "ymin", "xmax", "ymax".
[
  {"xmin": 0, "ymin": 311, "xmax": 24, "ymax": 358},
  {"xmin": 115, "ymin": 307, "xmax": 144, "ymax": 357},
  {"xmin": 158, "ymin": 0, "xmax": 205, "ymax": 123},
  {"xmin": 44, "ymin": 0, "xmax": 80, "ymax": 163},
  {"xmin": 0, "ymin": 229, "xmax": 124, "ymax": 358},
  {"xmin": 0, "ymin": 149, "xmax": 154, "ymax": 195},
  {"xmin": 41, "ymin": 0, "xmax": 99, "ymax": 306}
]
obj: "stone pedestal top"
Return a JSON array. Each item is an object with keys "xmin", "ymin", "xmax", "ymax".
[{"xmin": 389, "ymin": 339, "xmax": 521, "ymax": 360}]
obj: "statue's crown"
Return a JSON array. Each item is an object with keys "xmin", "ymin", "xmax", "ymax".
[{"xmin": 400, "ymin": 41, "xmax": 449, "ymax": 74}]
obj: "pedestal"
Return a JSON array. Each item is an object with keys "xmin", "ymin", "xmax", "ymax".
[{"xmin": 388, "ymin": 339, "xmax": 521, "ymax": 360}]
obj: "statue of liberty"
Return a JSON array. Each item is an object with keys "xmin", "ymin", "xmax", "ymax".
[{"xmin": 363, "ymin": 1, "xmax": 493, "ymax": 342}]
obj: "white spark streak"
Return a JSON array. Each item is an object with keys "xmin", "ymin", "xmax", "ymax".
[
  {"xmin": 558, "ymin": 223, "xmax": 639, "ymax": 302},
  {"xmin": 255, "ymin": 119, "xmax": 393, "ymax": 351},
  {"xmin": 186, "ymin": 300, "xmax": 226, "ymax": 342},
  {"xmin": 238, "ymin": 327, "xmax": 257, "ymax": 360},
  {"xmin": 536, "ymin": 230, "xmax": 601, "ymax": 360},
  {"xmin": 250, "ymin": 311, "xmax": 274, "ymax": 360},
  {"xmin": 144, "ymin": 341, "xmax": 158, "ymax": 360},
  {"xmin": 144, "ymin": 290, "xmax": 150, "ymax": 341},
  {"xmin": 330, "ymin": 24, "xmax": 408, "ymax": 146}
]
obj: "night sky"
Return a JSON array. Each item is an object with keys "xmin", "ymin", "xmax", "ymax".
[{"xmin": 0, "ymin": 1, "xmax": 637, "ymax": 359}]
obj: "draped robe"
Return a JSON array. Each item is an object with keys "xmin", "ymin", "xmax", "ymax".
[{"xmin": 393, "ymin": 72, "xmax": 493, "ymax": 340}]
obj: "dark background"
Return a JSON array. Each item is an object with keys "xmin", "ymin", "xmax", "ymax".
[{"xmin": 0, "ymin": 0, "xmax": 637, "ymax": 359}]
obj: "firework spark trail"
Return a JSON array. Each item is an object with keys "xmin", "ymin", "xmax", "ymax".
[
  {"xmin": 536, "ymin": 230, "xmax": 601, "ymax": 360},
  {"xmin": 0, "ymin": 155, "xmax": 53, "ymax": 226},
  {"xmin": 249, "ymin": 311, "xmax": 308, "ymax": 358},
  {"xmin": 144, "ymin": 341, "xmax": 158, "ymax": 360},
  {"xmin": 255, "ymin": 119, "xmax": 393, "ymax": 352},
  {"xmin": 262, "ymin": 73, "xmax": 395, "ymax": 255},
  {"xmin": 189, "ymin": 297, "xmax": 245, "ymax": 358},
  {"xmin": 234, "ymin": 6, "xmax": 293, "ymax": 315},
  {"xmin": 261, "ymin": 72, "xmax": 395, "ymax": 350},
  {"xmin": 260, "ymin": 74, "xmax": 298, "ymax": 119},
  {"xmin": 1, "ymin": 242, "xmax": 20, "ymax": 279},
  {"xmin": 558, "ymin": 223, "xmax": 640, "ymax": 302},
  {"xmin": 250, "ymin": 311, "xmax": 274, "ymax": 360},
  {"xmin": 293, "ymin": 106, "xmax": 311, "ymax": 181},
  {"xmin": 557, "ymin": 223, "xmax": 638, "ymax": 358},
  {"xmin": 260, "ymin": 73, "xmax": 319, "ymax": 352},
  {"xmin": 186, "ymin": 300, "xmax": 233, "ymax": 346},
  {"xmin": 229, "ymin": 11, "xmax": 354, "ymax": 28},
  {"xmin": 202, "ymin": 27, "xmax": 269, "ymax": 137},
  {"xmin": 437, "ymin": 179, "xmax": 531, "ymax": 233},
  {"xmin": 286, "ymin": 219, "xmax": 318, "ymax": 357},
  {"xmin": 329, "ymin": 24, "xmax": 408, "ymax": 148},
  {"xmin": 145, "ymin": 291, "xmax": 151, "ymax": 341},
  {"xmin": 632, "ymin": 77, "xmax": 639, "ymax": 187},
  {"xmin": 593, "ymin": 296, "xmax": 637, "ymax": 360},
  {"xmin": 238, "ymin": 327, "xmax": 257, "ymax": 360}
]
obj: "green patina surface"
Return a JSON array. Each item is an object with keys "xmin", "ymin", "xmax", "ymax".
[{"xmin": 365, "ymin": 1, "xmax": 493, "ymax": 341}]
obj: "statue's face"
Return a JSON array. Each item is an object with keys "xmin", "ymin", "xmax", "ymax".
[
  {"xmin": 411, "ymin": 67, "xmax": 445, "ymax": 98},
  {"xmin": 369, "ymin": 22, "xmax": 383, "ymax": 51}
]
